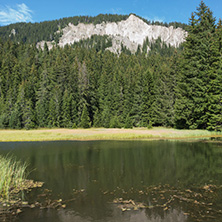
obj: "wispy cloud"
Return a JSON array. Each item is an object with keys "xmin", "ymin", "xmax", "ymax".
[{"xmin": 0, "ymin": 3, "xmax": 33, "ymax": 26}]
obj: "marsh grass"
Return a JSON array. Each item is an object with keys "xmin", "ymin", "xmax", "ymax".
[
  {"xmin": 0, "ymin": 155, "xmax": 27, "ymax": 200},
  {"xmin": 0, "ymin": 127, "xmax": 221, "ymax": 142}
]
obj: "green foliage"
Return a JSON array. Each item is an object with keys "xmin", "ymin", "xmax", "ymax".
[
  {"xmin": 124, "ymin": 114, "xmax": 133, "ymax": 129},
  {"xmin": 140, "ymin": 70, "xmax": 154, "ymax": 127},
  {"xmin": 0, "ymin": 14, "xmax": 129, "ymax": 44},
  {"xmin": 79, "ymin": 104, "xmax": 91, "ymax": 128},
  {"xmin": 73, "ymin": 35, "xmax": 112, "ymax": 52},
  {"xmin": 93, "ymin": 108, "xmax": 101, "ymax": 127},
  {"xmin": 0, "ymin": 13, "xmax": 187, "ymax": 47},
  {"xmin": 0, "ymin": 2, "xmax": 220, "ymax": 131},
  {"xmin": 110, "ymin": 115, "xmax": 121, "ymax": 128},
  {"xmin": 0, "ymin": 155, "xmax": 27, "ymax": 200},
  {"xmin": 175, "ymin": 1, "xmax": 221, "ymax": 130},
  {"xmin": 130, "ymin": 13, "xmax": 188, "ymax": 30}
]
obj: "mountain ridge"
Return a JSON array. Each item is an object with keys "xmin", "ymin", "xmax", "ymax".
[{"xmin": 37, "ymin": 14, "xmax": 187, "ymax": 53}]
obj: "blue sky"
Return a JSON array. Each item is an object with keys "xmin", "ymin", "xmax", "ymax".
[{"xmin": 0, "ymin": 0, "xmax": 221, "ymax": 26}]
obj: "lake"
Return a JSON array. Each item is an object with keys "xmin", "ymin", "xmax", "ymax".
[{"xmin": 0, "ymin": 140, "xmax": 221, "ymax": 222}]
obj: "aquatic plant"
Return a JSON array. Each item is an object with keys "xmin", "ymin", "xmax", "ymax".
[{"xmin": 0, "ymin": 155, "xmax": 27, "ymax": 200}]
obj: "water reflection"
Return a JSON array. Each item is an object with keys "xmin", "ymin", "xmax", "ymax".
[
  {"xmin": 18, "ymin": 204, "xmax": 188, "ymax": 222},
  {"xmin": 57, "ymin": 208, "xmax": 188, "ymax": 222},
  {"xmin": 0, "ymin": 140, "xmax": 221, "ymax": 222}
]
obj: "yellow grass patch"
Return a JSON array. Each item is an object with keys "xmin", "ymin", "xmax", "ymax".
[{"xmin": 0, "ymin": 127, "xmax": 221, "ymax": 142}]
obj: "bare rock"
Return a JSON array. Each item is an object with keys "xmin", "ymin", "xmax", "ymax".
[{"xmin": 38, "ymin": 14, "xmax": 187, "ymax": 53}]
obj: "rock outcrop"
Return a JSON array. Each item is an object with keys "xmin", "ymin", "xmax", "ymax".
[{"xmin": 37, "ymin": 14, "xmax": 187, "ymax": 53}]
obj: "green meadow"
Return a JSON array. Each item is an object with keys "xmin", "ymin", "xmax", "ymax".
[{"xmin": 0, "ymin": 128, "xmax": 221, "ymax": 142}]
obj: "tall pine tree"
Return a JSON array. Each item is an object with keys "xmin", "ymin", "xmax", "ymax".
[{"xmin": 175, "ymin": 1, "xmax": 218, "ymax": 129}]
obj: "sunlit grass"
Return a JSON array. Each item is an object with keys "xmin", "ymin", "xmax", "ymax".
[
  {"xmin": 0, "ymin": 127, "xmax": 221, "ymax": 142},
  {"xmin": 0, "ymin": 155, "xmax": 27, "ymax": 200}
]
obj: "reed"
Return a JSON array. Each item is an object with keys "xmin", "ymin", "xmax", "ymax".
[{"xmin": 0, "ymin": 155, "xmax": 27, "ymax": 200}]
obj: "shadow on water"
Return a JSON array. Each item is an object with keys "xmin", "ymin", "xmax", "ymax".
[{"xmin": 0, "ymin": 140, "xmax": 221, "ymax": 222}]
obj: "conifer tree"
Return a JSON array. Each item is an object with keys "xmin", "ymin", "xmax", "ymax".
[
  {"xmin": 93, "ymin": 108, "xmax": 101, "ymax": 127},
  {"xmin": 110, "ymin": 115, "xmax": 121, "ymax": 128},
  {"xmin": 130, "ymin": 69, "xmax": 143, "ymax": 126},
  {"xmin": 62, "ymin": 90, "xmax": 73, "ymax": 127},
  {"xmin": 12, "ymin": 83, "xmax": 26, "ymax": 129},
  {"xmin": 153, "ymin": 54, "xmax": 178, "ymax": 127},
  {"xmin": 140, "ymin": 70, "xmax": 154, "ymax": 127},
  {"xmin": 100, "ymin": 103, "xmax": 111, "ymax": 128},
  {"xmin": 206, "ymin": 19, "xmax": 222, "ymax": 130},
  {"xmin": 8, "ymin": 104, "xmax": 21, "ymax": 129},
  {"xmin": 175, "ymin": 1, "xmax": 218, "ymax": 129},
  {"xmin": 79, "ymin": 104, "xmax": 90, "ymax": 128},
  {"xmin": 23, "ymin": 99, "xmax": 35, "ymax": 129},
  {"xmin": 36, "ymin": 69, "xmax": 51, "ymax": 127},
  {"xmin": 124, "ymin": 113, "xmax": 133, "ymax": 129}
]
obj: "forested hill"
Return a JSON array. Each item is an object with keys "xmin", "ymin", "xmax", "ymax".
[
  {"xmin": 0, "ymin": 13, "xmax": 187, "ymax": 45},
  {"xmin": 0, "ymin": 1, "xmax": 221, "ymax": 131},
  {"xmin": 0, "ymin": 14, "xmax": 128, "ymax": 44}
]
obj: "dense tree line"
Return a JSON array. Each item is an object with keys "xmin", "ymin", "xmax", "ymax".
[
  {"xmin": 0, "ymin": 39, "xmax": 177, "ymax": 129},
  {"xmin": 72, "ymin": 35, "xmax": 113, "ymax": 52},
  {"xmin": 0, "ymin": 1, "xmax": 221, "ymax": 130},
  {"xmin": 133, "ymin": 14, "xmax": 188, "ymax": 30},
  {"xmin": 175, "ymin": 1, "xmax": 222, "ymax": 130},
  {"xmin": 0, "ymin": 13, "xmax": 187, "ymax": 45},
  {"xmin": 0, "ymin": 14, "xmax": 129, "ymax": 44}
]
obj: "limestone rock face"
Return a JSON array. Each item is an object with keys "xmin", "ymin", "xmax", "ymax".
[
  {"xmin": 37, "ymin": 14, "xmax": 187, "ymax": 53},
  {"xmin": 9, "ymin": 29, "xmax": 16, "ymax": 37}
]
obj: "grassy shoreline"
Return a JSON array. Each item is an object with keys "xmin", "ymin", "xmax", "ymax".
[
  {"xmin": 0, "ymin": 127, "xmax": 221, "ymax": 142},
  {"xmin": 0, "ymin": 155, "xmax": 27, "ymax": 200}
]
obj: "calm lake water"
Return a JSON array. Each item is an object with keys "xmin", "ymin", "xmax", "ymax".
[{"xmin": 0, "ymin": 140, "xmax": 221, "ymax": 222}]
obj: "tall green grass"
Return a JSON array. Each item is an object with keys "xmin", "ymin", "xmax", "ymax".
[{"xmin": 0, "ymin": 155, "xmax": 27, "ymax": 200}]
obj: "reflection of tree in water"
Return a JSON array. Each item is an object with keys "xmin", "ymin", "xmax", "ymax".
[
  {"xmin": 0, "ymin": 140, "xmax": 221, "ymax": 221},
  {"xmin": 1, "ymin": 141, "xmax": 222, "ymax": 190},
  {"xmin": 56, "ymin": 207, "xmax": 188, "ymax": 222}
]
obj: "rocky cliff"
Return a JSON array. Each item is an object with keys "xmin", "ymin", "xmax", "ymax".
[{"xmin": 37, "ymin": 14, "xmax": 187, "ymax": 53}]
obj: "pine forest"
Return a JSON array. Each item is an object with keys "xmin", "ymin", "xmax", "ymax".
[{"xmin": 0, "ymin": 1, "xmax": 221, "ymax": 131}]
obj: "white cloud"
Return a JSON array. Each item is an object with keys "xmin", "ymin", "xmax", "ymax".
[{"xmin": 0, "ymin": 3, "xmax": 33, "ymax": 26}]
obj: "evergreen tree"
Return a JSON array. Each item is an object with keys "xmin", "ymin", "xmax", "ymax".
[
  {"xmin": 8, "ymin": 105, "xmax": 21, "ymax": 129},
  {"xmin": 0, "ymin": 4, "xmax": 219, "ymax": 131},
  {"xmin": 175, "ymin": 1, "xmax": 217, "ymax": 129},
  {"xmin": 36, "ymin": 69, "xmax": 51, "ymax": 127},
  {"xmin": 124, "ymin": 113, "xmax": 133, "ymax": 129},
  {"xmin": 12, "ymin": 83, "xmax": 26, "ymax": 129},
  {"xmin": 110, "ymin": 115, "xmax": 121, "ymax": 128},
  {"xmin": 79, "ymin": 104, "xmax": 90, "ymax": 128},
  {"xmin": 206, "ymin": 19, "xmax": 222, "ymax": 130},
  {"xmin": 100, "ymin": 103, "xmax": 111, "ymax": 128},
  {"xmin": 140, "ymin": 70, "xmax": 154, "ymax": 127},
  {"xmin": 153, "ymin": 54, "xmax": 178, "ymax": 127},
  {"xmin": 130, "ymin": 69, "xmax": 143, "ymax": 126},
  {"xmin": 62, "ymin": 90, "xmax": 73, "ymax": 128},
  {"xmin": 93, "ymin": 108, "xmax": 101, "ymax": 127},
  {"xmin": 23, "ymin": 99, "xmax": 35, "ymax": 129}
]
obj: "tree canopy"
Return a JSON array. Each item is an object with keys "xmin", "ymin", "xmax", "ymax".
[
  {"xmin": 175, "ymin": 1, "xmax": 222, "ymax": 130},
  {"xmin": 0, "ymin": 1, "xmax": 221, "ymax": 131}
]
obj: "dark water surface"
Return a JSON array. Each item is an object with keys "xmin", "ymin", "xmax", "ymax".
[{"xmin": 0, "ymin": 140, "xmax": 221, "ymax": 222}]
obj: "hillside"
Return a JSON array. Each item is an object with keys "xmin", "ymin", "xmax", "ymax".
[{"xmin": 0, "ymin": 14, "xmax": 187, "ymax": 53}]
